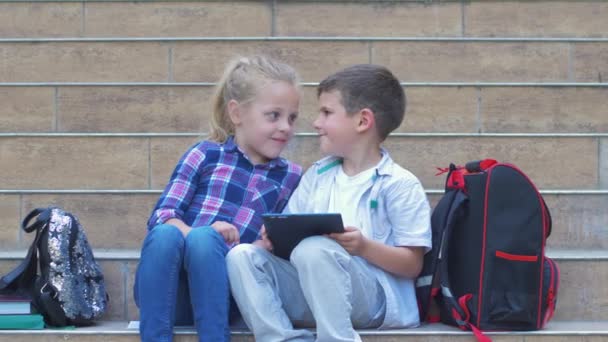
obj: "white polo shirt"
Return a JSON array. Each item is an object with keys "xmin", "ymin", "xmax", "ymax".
[{"xmin": 284, "ymin": 149, "xmax": 432, "ymax": 328}]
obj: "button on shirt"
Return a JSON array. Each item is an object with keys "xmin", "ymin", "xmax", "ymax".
[{"xmin": 147, "ymin": 137, "xmax": 302, "ymax": 244}]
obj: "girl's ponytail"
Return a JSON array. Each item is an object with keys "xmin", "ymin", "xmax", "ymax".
[{"xmin": 207, "ymin": 55, "xmax": 300, "ymax": 143}]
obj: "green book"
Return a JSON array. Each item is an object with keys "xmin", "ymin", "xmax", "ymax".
[{"xmin": 0, "ymin": 314, "xmax": 44, "ymax": 330}]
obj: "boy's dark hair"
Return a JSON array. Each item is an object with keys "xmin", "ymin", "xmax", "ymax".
[{"xmin": 317, "ymin": 64, "xmax": 405, "ymax": 141}]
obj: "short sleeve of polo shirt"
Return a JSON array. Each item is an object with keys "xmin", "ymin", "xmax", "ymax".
[{"xmin": 384, "ymin": 175, "xmax": 432, "ymax": 251}]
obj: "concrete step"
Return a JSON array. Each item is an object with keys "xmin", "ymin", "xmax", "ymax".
[
  {"xmin": 0, "ymin": 250, "xmax": 606, "ymax": 322},
  {"xmin": 0, "ymin": 191, "xmax": 606, "ymax": 250},
  {"xmin": 0, "ymin": 320, "xmax": 606, "ymax": 342},
  {"xmin": 1, "ymin": 2, "xmax": 608, "ymax": 39},
  {"xmin": 0, "ymin": 40, "xmax": 607, "ymax": 83},
  {"xmin": 1, "ymin": 85, "xmax": 608, "ymax": 134},
  {"xmin": 0, "ymin": 135, "xmax": 605, "ymax": 190}
]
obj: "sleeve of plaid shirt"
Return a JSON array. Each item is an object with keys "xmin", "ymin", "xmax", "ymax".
[{"xmin": 147, "ymin": 144, "xmax": 206, "ymax": 228}]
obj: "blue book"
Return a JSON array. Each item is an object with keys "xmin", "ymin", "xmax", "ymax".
[{"xmin": 0, "ymin": 295, "xmax": 32, "ymax": 315}]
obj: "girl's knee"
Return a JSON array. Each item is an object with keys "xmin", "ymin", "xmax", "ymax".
[
  {"xmin": 143, "ymin": 224, "xmax": 184, "ymax": 253},
  {"xmin": 184, "ymin": 226, "xmax": 227, "ymax": 259}
]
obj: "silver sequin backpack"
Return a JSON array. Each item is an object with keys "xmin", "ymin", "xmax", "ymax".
[{"xmin": 0, "ymin": 207, "xmax": 108, "ymax": 326}]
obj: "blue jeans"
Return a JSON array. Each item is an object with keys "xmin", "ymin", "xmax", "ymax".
[{"xmin": 134, "ymin": 224, "xmax": 230, "ymax": 342}]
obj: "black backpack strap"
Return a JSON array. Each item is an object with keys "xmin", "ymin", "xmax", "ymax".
[
  {"xmin": 436, "ymin": 192, "xmax": 491, "ymax": 342},
  {"xmin": 0, "ymin": 208, "xmax": 52, "ymax": 294},
  {"xmin": 417, "ymin": 188, "xmax": 461, "ymax": 322}
]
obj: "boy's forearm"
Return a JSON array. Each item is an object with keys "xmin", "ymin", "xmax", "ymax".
[{"xmin": 359, "ymin": 239, "xmax": 424, "ymax": 279}]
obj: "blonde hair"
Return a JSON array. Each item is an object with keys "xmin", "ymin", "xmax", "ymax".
[{"xmin": 208, "ymin": 55, "xmax": 300, "ymax": 143}]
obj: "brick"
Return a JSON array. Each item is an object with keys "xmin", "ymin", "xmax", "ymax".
[
  {"xmin": 543, "ymin": 195, "xmax": 608, "ymax": 250},
  {"xmin": 172, "ymin": 41, "xmax": 369, "ymax": 83},
  {"xmin": 0, "ymin": 3, "xmax": 81, "ymax": 37},
  {"xmin": 99, "ymin": 260, "xmax": 128, "ymax": 321},
  {"xmin": 466, "ymin": 2, "xmax": 608, "ymax": 37},
  {"xmin": 126, "ymin": 262, "xmax": 139, "ymax": 321},
  {"xmin": 572, "ymin": 43, "xmax": 608, "ymax": 82},
  {"xmin": 555, "ymin": 260, "xmax": 608, "ymax": 320},
  {"xmin": 0, "ymin": 195, "xmax": 20, "ymax": 250},
  {"xmin": 275, "ymin": 2, "xmax": 460, "ymax": 37},
  {"xmin": 85, "ymin": 2, "xmax": 270, "ymax": 37},
  {"xmin": 0, "ymin": 88, "xmax": 54, "ymax": 132},
  {"xmin": 602, "ymin": 139, "xmax": 608, "ymax": 189},
  {"xmin": 382, "ymin": 136, "xmax": 598, "ymax": 189},
  {"xmin": 150, "ymin": 137, "xmax": 200, "ymax": 190},
  {"xmin": 299, "ymin": 87, "xmax": 478, "ymax": 133},
  {"xmin": 371, "ymin": 42, "xmax": 569, "ymax": 82},
  {"xmin": 480, "ymin": 87, "xmax": 608, "ymax": 133},
  {"xmin": 57, "ymin": 87, "xmax": 211, "ymax": 133},
  {"xmin": 0, "ymin": 43, "xmax": 168, "ymax": 82},
  {"xmin": 0, "ymin": 260, "xmax": 19, "ymax": 277},
  {"xmin": 21, "ymin": 194, "xmax": 154, "ymax": 250},
  {"xmin": 0, "ymin": 137, "xmax": 149, "ymax": 189}
]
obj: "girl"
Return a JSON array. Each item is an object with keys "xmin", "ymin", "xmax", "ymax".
[{"xmin": 134, "ymin": 55, "xmax": 303, "ymax": 342}]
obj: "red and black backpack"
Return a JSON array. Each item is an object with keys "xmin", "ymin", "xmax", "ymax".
[{"xmin": 416, "ymin": 159, "xmax": 560, "ymax": 341}]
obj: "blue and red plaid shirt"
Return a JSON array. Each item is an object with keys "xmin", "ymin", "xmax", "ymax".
[{"xmin": 147, "ymin": 137, "xmax": 302, "ymax": 244}]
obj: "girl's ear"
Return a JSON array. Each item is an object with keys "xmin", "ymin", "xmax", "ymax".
[
  {"xmin": 227, "ymin": 99, "xmax": 242, "ymax": 125},
  {"xmin": 356, "ymin": 108, "xmax": 375, "ymax": 133}
]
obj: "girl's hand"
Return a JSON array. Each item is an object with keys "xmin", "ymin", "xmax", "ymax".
[
  {"xmin": 253, "ymin": 225, "xmax": 274, "ymax": 252},
  {"xmin": 329, "ymin": 226, "xmax": 368, "ymax": 256},
  {"xmin": 211, "ymin": 221, "xmax": 240, "ymax": 244}
]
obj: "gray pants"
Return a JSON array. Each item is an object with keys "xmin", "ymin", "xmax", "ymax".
[{"xmin": 226, "ymin": 236, "xmax": 386, "ymax": 342}]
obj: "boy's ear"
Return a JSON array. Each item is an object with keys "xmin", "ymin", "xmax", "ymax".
[
  {"xmin": 227, "ymin": 99, "xmax": 242, "ymax": 125},
  {"xmin": 356, "ymin": 108, "xmax": 375, "ymax": 133}
]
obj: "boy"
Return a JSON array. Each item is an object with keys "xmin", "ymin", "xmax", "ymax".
[{"xmin": 226, "ymin": 64, "xmax": 432, "ymax": 342}]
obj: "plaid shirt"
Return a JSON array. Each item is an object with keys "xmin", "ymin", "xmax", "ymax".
[{"xmin": 148, "ymin": 137, "xmax": 302, "ymax": 244}]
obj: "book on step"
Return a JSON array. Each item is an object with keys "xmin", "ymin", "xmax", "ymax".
[
  {"xmin": 0, "ymin": 314, "xmax": 44, "ymax": 330},
  {"xmin": 0, "ymin": 295, "xmax": 32, "ymax": 315}
]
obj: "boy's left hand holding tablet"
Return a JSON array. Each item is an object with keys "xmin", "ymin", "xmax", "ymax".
[
  {"xmin": 253, "ymin": 225, "xmax": 273, "ymax": 252},
  {"xmin": 328, "ymin": 227, "xmax": 368, "ymax": 255}
]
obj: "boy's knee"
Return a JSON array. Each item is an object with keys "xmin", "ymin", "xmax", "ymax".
[
  {"xmin": 226, "ymin": 244, "xmax": 257, "ymax": 266},
  {"xmin": 290, "ymin": 236, "xmax": 343, "ymax": 267}
]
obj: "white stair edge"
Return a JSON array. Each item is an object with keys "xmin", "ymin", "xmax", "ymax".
[
  {"xmin": 0, "ymin": 321, "xmax": 605, "ymax": 336},
  {"xmin": 1, "ymin": 249, "xmax": 607, "ymax": 261}
]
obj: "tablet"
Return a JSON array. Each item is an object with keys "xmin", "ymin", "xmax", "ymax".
[{"xmin": 262, "ymin": 213, "xmax": 344, "ymax": 260}]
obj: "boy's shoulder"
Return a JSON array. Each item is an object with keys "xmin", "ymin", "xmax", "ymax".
[{"xmin": 376, "ymin": 152, "xmax": 426, "ymax": 193}]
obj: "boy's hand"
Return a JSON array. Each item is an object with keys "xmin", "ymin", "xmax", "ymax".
[
  {"xmin": 253, "ymin": 225, "xmax": 274, "ymax": 252},
  {"xmin": 329, "ymin": 226, "xmax": 368, "ymax": 256},
  {"xmin": 211, "ymin": 221, "xmax": 240, "ymax": 244}
]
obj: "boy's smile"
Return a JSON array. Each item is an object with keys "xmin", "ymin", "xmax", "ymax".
[{"xmin": 314, "ymin": 90, "xmax": 360, "ymax": 157}]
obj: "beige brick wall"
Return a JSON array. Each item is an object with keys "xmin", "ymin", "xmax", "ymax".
[
  {"xmin": 172, "ymin": 41, "xmax": 370, "ymax": 83},
  {"xmin": 0, "ymin": 195, "xmax": 20, "ymax": 249},
  {"xmin": 57, "ymin": 87, "xmax": 211, "ymax": 133},
  {"xmin": 480, "ymin": 88, "xmax": 608, "ymax": 133},
  {"xmin": 0, "ymin": 88, "xmax": 54, "ymax": 132},
  {"xmin": 371, "ymin": 42, "xmax": 570, "ymax": 82},
  {"xmin": 275, "ymin": 2, "xmax": 461, "ymax": 37},
  {"xmin": 0, "ymin": 137, "xmax": 149, "ymax": 189},
  {"xmin": 572, "ymin": 43, "xmax": 608, "ymax": 82},
  {"xmin": 0, "ymin": 3, "xmax": 81, "ymax": 37},
  {"xmin": 0, "ymin": 43, "xmax": 169, "ymax": 82},
  {"xmin": 84, "ymin": 2, "xmax": 271, "ymax": 37},
  {"xmin": 601, "ymin": 139, "xmax": 608, "ymax": 189},
  {"xmin": 21, "ymin": 194, "xmax": 152, "ymax": 249},
  {"xmin": 465, "ymin": 2, "xmax": 608, "ymax": 37}
]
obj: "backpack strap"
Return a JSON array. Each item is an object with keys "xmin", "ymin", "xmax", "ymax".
[
  {"xmin": 0, "ymin": 208, "xmax": 52, "ymax": 294},
  {"xmin": 436, "ymin": 192, "xmax": 491, "ymax": 342}
]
